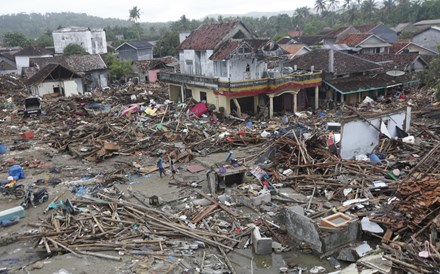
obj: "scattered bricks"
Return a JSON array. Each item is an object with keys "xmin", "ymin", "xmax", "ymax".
[
  {"xmin": 21, "ymin": 131, "xmax": 34, "ymax": 139},
  {"xmin": 252, "ymin": 226, "xmax": 272, "ymax": 255}
]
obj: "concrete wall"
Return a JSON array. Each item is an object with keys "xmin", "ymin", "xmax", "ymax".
[
  {"xmin": 412, "ymin": 29, "xmax": 440, "ymax": 52},
  {"xmin": 284, "ymin": 206, "xmax": 323, "ymax": 252},
  {"xmin": 88, "ymin": 70, "xmax": 108, "ymax": 90},
  {"xmin": 15, "ymin": 55, "xmax": 52, "ymax": 75},
  {"xmin": 91, "ymin": 30, "xmax": 108, "ymax": 54},
  {"xmin": 32, "ymin": 79, "xmax": 83, "ymax": 97},
  {"xmin": 180, "ymin": 50, "xmax": 195, "ymax": 75},
  {"xmin": 339, "ymin": 108, "xmax": 410, "ymax": 159},
  {"xmin": 53, "ymin": 30, "xmax": 107, "ymax": 55},
  {"xmin": 227, "ymin": 58, "xmax": 266, "ymax": 82}
]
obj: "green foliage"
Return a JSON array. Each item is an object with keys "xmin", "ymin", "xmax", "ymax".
[
  {"xmin": 2, "ymin": 32, "xmax": 30, "ymax": 47},
  {"xmin": 154, "ymin": 31, "xmax": 179, "ymax": 57},
  {"xmin": 419, "ymin": 54, "xmax": 440, "ymax": 90},
  {"xmin": 105, "ymin": 53, "xmax": 133, "ymax": 80},
  {"xmin": 35, "ymin": 33, "xmax": 53, "ymax": 47},
  {"xmin": 63, "ymin": 43, "xmax": 88, "ymax": 55},
  {"xmin": 0, "ymin": 12, "xmax": 168, "ymax": 41}
]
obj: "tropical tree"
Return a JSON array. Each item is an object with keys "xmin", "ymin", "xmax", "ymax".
[
  {"xmin": 128, "ymin": 6, "xmax": 142, "ymax": 39},
  {"xmin": 3, "ymin": 32, "xmax": 30, "ymax": 47},
  {"xmin": 63, "ymin": 44, "xmax": 88, "ymax": 55},
  {"xmin": 294, "ymin": 7, "xmax": 311, "ymax": 28},
  {"xmin": 328, "ymin": 0, "xmax": 341, "ymax": 11},
  {"xmin": 315, "ymin": 0, "xmax": 327, "ymax": 15},
  {"xmin": 129, "ymin": 6, "xmax": 141, "ymax": 23},
  {"xmin": 361, "ymin": 0, "xmax": 377, "ymax": 21},
  {"xmin": 105, "ymin": 53, "xmax": 133, "ymax": 81}
]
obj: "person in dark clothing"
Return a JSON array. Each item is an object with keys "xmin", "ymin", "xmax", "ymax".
[{"xmin": 157, "ymin": 153, "xmax": 165, "ymax": 178}]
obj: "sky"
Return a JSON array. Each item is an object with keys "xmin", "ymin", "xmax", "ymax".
[{"xmin": 1, "ymin": 0, "xmax": 316, "ymax": 22}]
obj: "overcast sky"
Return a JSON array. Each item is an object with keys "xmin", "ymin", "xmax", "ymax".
[{"xmin": 2, "ymin": 0, "xmax": 316, "ymax": 22}]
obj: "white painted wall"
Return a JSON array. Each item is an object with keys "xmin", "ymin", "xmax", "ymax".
[
  {"xmin": 53, "ymin": 29, "xmax": 107, "ymax": 55},
  {"xmin": 339, "ymin": 108, "xmax": 410, "ymax": 159},
  {"xmin": 227, "ymin": 58, "xmax": 265, "ymax": 82},
  {"xmin": 15, "ymin": 55, "xmax": 52, "ymax": 75},
  {"xmin": 32, "ymin": 79, "xmax": 83, "ymax": 97}
]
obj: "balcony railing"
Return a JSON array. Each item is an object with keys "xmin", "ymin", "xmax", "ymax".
[
  {"xmin": 159, "ymin": 71, "xmax": 322, "ymax": 93},
  {"xmin": 159, "ymin": 72, "xmax": 218, "ymax": 88}
]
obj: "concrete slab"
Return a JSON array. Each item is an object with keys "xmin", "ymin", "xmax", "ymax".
[{"xmin": 252, "ymin": 227, "xmax": 272, "ymax": 255}]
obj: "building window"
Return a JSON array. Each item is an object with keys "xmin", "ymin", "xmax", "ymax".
[
  {"xmin": 185, "ymin": 60, "xmax": 193, "ymax": 65},
  {"xmin": 184, "ymin": 88, "xmax": 192, "ymax": 99},
  {"xmin": 200, "ymin": 91, "xmax": 207, "ymax": 102}
]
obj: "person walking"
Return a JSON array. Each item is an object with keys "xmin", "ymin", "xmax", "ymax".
[{"xmin": 157, "ymin": 153, "xmax": 165, "ymax": 178}]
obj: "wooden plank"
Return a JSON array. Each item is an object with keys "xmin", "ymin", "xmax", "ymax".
[
  {"xmin": 192, "ymin": 204, "xmax": 219, "ymax": 223},
  {"xmin": 194, "ymin": 189, "xmax": 238, "ymax": 217}
]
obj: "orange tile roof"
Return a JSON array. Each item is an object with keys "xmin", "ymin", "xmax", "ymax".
[
  {"xmin": 336, "ymin": 33, "xmax": 372, "ymax": 47},
  {"xmin": 280, "ymin": 44, "xmax": 305, "ymax": 55},
  {"xmin": 178, "ymin": 21, "xmax": 241, "ymax": 50}
]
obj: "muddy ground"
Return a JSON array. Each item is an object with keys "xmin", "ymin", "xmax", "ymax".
[{"xmin": 0, "ymin": 141, "xmax": 336, "ymax": 274}]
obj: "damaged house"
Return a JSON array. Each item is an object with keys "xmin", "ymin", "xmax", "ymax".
[
  {"xmin": 159, "ymin": 21, "xmax": 322, "ymax": 117},
  {"xmin": 26, "ymin": 54, "xmax": 108, "ymax": 91},
  {"xmin": 289, "ymin": 49, "xmax": 419, "ymax": 106},
  {"xmin": 26, "ymin": 64, "xmax": 83, "ymax": 97}
]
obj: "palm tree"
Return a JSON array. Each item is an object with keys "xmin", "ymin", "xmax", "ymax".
[
  {"xmin": 382, "ymin": 0, "xmax": 396, "ymax": 23},
  {"xmin": 294, "ymin": 7, "xmax": 311, "ymax": 27},
  {"xmin": 129, "ymin": 6, "xmax": 141, "ymax": 39},
  {"xmin": 327, "ymin": 0, "xmax": 340, "ymax": 11},
  {"xmin": 129, "ymin": 6, "xmax": 141, "ymax": 23},
  {"xmin": 361, "ymin": 0, "xmax": 377, "ymax": 21},
  {"xmin": 342, "ymin": 0, "xmax": 352, "ymax": 9},
  {"xmin": 315, "ymin": 0, "xmax": 327, "ymax": 15}
]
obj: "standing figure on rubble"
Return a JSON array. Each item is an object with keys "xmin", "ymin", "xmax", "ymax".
[
  {"xmin": 169, "ymin": 155, "xmax": 176, "ymax": 179},
  {"xmin": 157, "ymin": 153, "xmax": 165, "ymax": 178}
]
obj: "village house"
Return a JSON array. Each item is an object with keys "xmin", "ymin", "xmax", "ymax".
[
  {"xmin": 115, "ymin": 40, "xmax": 155, "ymax": 61},
  {"xmin": 159, "ymin": 21, "xmax": 322, "ymax": 117},
  {"xmin": 336, "ymin": 33, "xmax": 392, "ymax": 54},
  {"xmin": 26, "ymin": 54, "xmax": 108, "ymax": 91},
  {"xmin": 133, "ymin": 56, "xmax": 178, "ymax": 83},
  {"xmin": 26, "ymin": 63, "xmax": 83, "ymax": 97},
  {"xmin": 279, "ymin": 44, "xmax": 311, "ymax": 59},
  {"xmin": 0, "ymin": 51, "xmax": 17, "ymax": 75},
  {"xmin": 52, "ymin": 26, "xmax": 107, "ymax": 55},
  {"xmin": 412, "ymin": 26, "xmax": 440, "ymax": 52},
  {"xmin": 14, "ymin": 46, "xmax": 52, "ymax": 75},
  {"xmin": 288, "ymin": 49, "xmax": 418, "ymax": 106},
  {"xmin": 352, "ymin": 23, "xmax": 398, "ymax": 43}
]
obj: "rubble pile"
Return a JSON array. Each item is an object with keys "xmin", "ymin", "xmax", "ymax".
[{"xmin": 1, "ymin": 79, "xmax": 440, "ymax": 273}]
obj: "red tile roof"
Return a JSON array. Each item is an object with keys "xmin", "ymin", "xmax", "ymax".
[
  {"xmin": 14, "ymin": 46, "xmax": 52, "ymax": 57},
  {"xmin": 288, "ymin": 30, "xmax": 304, "ymax": 37},
  {"xmin": 209, "ymin": 40, "xmax": 241, "ymax": 60},
  {"xmin": 280, "ymin": 44, "xmax": 306, "ymax": 55},
  {"xmin": 390, "ymin": 41, "xmax": 410, "ymax": 54},
  {"xmin": 337, "ymin": 33, "xmax": 372, "ymax": 47},
  {"xmin": 178, "ymin": 21, "xmax": 241, "ymax": 50}
]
